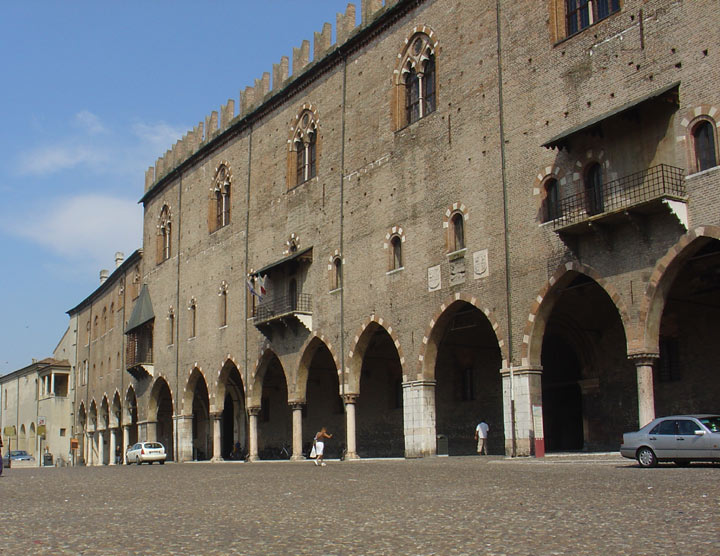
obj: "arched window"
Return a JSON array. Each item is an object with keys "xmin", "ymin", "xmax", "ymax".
[
  {"xmin": 211, "ymin": 164, "xmax": 231, "ymax": 232},
  {"xmin": 584, "ymin": 163, "xmax": 603, "ymax": 216},
  {"xmin": 167, "ymin": 308, "xmax": 175, "ymax": 346},
  {"xmin": 333, "ymin": 256, "xmax": 342, "ymax": 290},
  {"xmin": 102, "ymin": 307, "xmax": 107, "ymax": 334},
  {"xmin": 693, "ymin": 120, "xmax": 718, "ymax": 172},
  {"xmin": 157, "ymin": 205, "xmax": 171, "ymax": 263},
  {"xmin": 188, "ymin": 299, "xmax": 197, "ymax": 339},
  {"xmin": 399, "ymin": 33, "xmax": 437, "ymax": 128},
  {"xmin": 291, "ymin": 111, "xmax": 318, "ymax": 187},
  {"xmin": 566, "ymin": 0, "xmax": 620, "ymax": 37},
  {"xmin": 391, "ymin": 235, "xmax": 403, "ymax": 270},
  {"xmin": 450, "ymin": 212, "xmax": 465, "ymax": 252},
  {"xmin": 544, "ymin": 178, "xmax": 561, "ymax": 222},
  {"xmin": 218, "ymin": 282, "xmax": 228, "ymax": 327}
]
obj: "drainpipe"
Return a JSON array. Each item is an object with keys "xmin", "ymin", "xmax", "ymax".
[
  {"xmin": 339, "ymin": 56, "xmax": 348, "ymax": 404},
  {"xmin": 496, "ymin": 0, "xmax": 516, "ymax": 457},
  {"xmin": 244, "ymin": 126, "xmax": 254, "ymax": 448},
  {"xmin": 174, "ymin": 174, "xmax": 183, "ymax": 461}
]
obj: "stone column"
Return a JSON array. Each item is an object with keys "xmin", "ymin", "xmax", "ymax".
[
  {"xmin": 50, "ymin": 373, "xmax": 55, "ymax": 396},
  {"xmin": 630, "ymin": 353, "xmax": 658, "ymax": 428},
  {"xmin": 247, "ymin": 407, "xmax": 261, "ymax": 462},
  {"xmin": 343, "ymin": 394, "xmax": 359, "ymax": 460},
  {"xmin": 109, "ymin": 428, "xmax": 117, "ymax": 465},
  {"xmin": 176, "ymin": 416, "xmax": 193, "ymax": 462},
  {"xmin": 501, "ymin": 366, "xmax": 543, "ymax": 457},
  {"xmin": 402, "ymin": 380, "xmax": 437, "ymax": 457},
  {"xmin": 211, "ymin": 412, "xmax": 223, "ymax": 462},
  {"xmin": 97, "ymin": 430, "xmax": 105, "ymax": 465},
  {"xmin": 85, "ymin": 432, "xmax": 91, "ymax": 465},
  {"xmin": 290, "ymin": 403, "xmax": 304, "ymax": 461},
  {"xmin": 146, "ymin": 420, "xmax": 158, "ymax": 443},
  {"xmin": 122, "ymin": 425, "xmax": 130, "ymax": 464}
]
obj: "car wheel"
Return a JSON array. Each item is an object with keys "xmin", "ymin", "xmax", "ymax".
[
  {"xmin": 674, "ymin": 460, "xmax": 691, "ymax": 467},
  {"xmin": 159, "ymin": 460, "xmax": 165, "ymax": 465},
  {"xmin": 136, "ymin": 458, "xmax": 141, "ymax": 465},
  {"xmin": 637, "ymin": 447, "xmax": 657, "ymax": 468}
]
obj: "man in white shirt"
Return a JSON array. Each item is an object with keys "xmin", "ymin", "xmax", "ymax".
[{"xmin": 475, "ymin": 420, "xmax": 489, "ymax": 455}]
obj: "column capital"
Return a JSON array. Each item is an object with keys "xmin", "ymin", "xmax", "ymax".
[
  {"xmin": 248, "ymin": 406, "xmax": 261, "ymax": 417},
  {"xmin": 289, "ymin": 401, "xmax": 305, "ymax": 411},
  {"xmin": 210, "ymin": 411, "xmax": 223, "ymax": 420},
  {"xmin": 402, "ymin": 379, "xmax": 437, "ymax": 388},
  {"xmin": 628, "ymin": 352, "xmax": 659, "ymax": 365},
  {"xmin": 500, "ymin": 365, "xmax": 543, "ymax": 378},
  {"xmin": 343, "ymin": 393, "xmax": 359, "ymax": 404}
]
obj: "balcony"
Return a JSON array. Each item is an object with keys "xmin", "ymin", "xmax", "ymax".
[
  {"xmin": 548, "ymin": 164, "xmax": 687, "ymax": 237},
  {"xmin": 253, "ymin": 293, "xmax": 312, "ymax": 337}
]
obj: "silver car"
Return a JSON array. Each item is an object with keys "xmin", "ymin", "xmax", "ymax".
[
  {"xmin": 126, "ymin": 442, "xmax": 166, "ymax": 465},
  {"xmin": 620, "ymin": 414, "xmax": 720, "ymax": 467}
]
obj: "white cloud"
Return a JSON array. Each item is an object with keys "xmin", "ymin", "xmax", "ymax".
[
  {"xmin": 132, "ymin": 120, "xmax": 186, "ymax": 152},
  {"xmin": 17, "ymin": 144, "xmax": 109, "ymax": 176},
  {"xmin": 74, "ymin": 110, "xmax": 107, "ymax": 135},
  {"xmin": 6, "ymin": 194, "xmax": 143, "ymax": 270}
]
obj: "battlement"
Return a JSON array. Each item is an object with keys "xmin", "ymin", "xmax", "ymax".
[{"xmin": 144, "ymin": 1, "xmax": 396, "ymax": 194}]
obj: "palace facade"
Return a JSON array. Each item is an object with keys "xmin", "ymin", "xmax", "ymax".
[{"xmin": 68, "ymin": 0, "xmax": 720, "ymax": 464}]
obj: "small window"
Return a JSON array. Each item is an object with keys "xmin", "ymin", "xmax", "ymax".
[
  {"xmin": 544, "ymin": 178, "xmax": 561, "ymax": 222},
  {"xmin": 188, "ymin": 299, "xmax": 197, "ymax": 339},
  {"xmin": 167, "ymin": 309, "xmax": 175, "ymax": 346},
  {"xmin": 332, "ymin": 257, "xmax": 342, "ymax": 290},
  {"xmin": 60, "ymin": 428, "xmax": 66, "ymax": 437},
  {"xmin": 693, "ymin": 120, "xmax": 718, "ymax": 172},
  {"xmin": 584, "ymin": 163, "xmax": 603, "ymax": 216},
  {"xmin": 450, "ymin": 212, "xmax": 465, "ymax": 252},
  {"xmin": 391, "ymin": 235, "xmax": 403, "ymax": 270},
  {"xmin": 219, "ymin": 288, "xmax": 228, "ymax": 327}
]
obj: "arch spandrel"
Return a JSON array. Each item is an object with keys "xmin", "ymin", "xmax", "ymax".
[
  {"xmin": 522, "ymin": 263, "xmax": 631, "ymax": 368},
  {"xmin": 418, "ymin": 294, "xmax": 508, "ymax": 382}
]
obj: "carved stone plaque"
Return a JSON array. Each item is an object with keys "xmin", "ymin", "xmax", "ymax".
[
  {"xmin": 473, "ymin": 249, "xmax": 489, "ymax": 279},
  {"xmin": 427, "ymin": 265, "xmax": 441, "ymax": 292},
  {"xmin": 449, "ymin": 259, "xmax": 466, "ymax": 286}
]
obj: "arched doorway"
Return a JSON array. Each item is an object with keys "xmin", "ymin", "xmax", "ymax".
[
  {"xmin": 125, "ymin": 387, "xmax": 139, "ymax": 447},
  {"xmin": 77, "ymin": 404, "xmax": 87, "ymax": 465},
  {"xmin": 257, "ymin": 354, "xmax": 291, "ymax": 459},
  {"xmin": 541, "ymin": 273, "xmax": 634, "ymax": 451},
  {"xmin": 19, "ymin": 424, "xmax": 26, "ymax": 453},
  {"xmin": 150, "ymin": 377, "xmax": 174, "ymax": 460},
  {"xmin": 355, "ymin": 324, "xmax": 404, "ymax": 457},
  {"xmin": 100, "ymin": 396, "xmax": 110, "ymax": 464},
  {"xmin": 652, "ymin": 239, "xmax": 720, "ymax": 415},
  {"xmin": 187, "ymin": 369, "xmax": 211, "ymax": 460},
  {"xmin": 218, "ymin": 361, "xmax": 246, "ymax": 459},
  {"xmin": 28, "ymin": 423, "xmax": 36, "ymax": 459},
  {"xmin": 303, "ymin": 339, "xmax": 344, "ymax": 459},
  {"xmin": 432, "ymin": 302, "xmax": 503, "ymax": 455}
]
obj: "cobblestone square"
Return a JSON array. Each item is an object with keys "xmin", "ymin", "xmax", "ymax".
[{"xmin": 2, "ymin": 455, "xmax": 718, "ymax": 555}]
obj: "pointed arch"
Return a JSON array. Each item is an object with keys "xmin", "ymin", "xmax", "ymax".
[
  {"xmin": 214, "ymin": 355, "xmax": 244, "ymax": 411},
  {"xmin": 418, "ymin": 293, "xmax": 508, "ymax": 381},
  {"xmin": 148, "ymin": 375, "xmax": 174, "ymax": 419},
  {"xmin": 248, "ymin": 346, "xmax": 289, "ymax": 407},
  {"xmin": 346, "ymin": 315, "xmax": 406, "ymax": 392},
  {"xmin": 522, "ymin": 262, "xmax": 631, "ymax": 367}
]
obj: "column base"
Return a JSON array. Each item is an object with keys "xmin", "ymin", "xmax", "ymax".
[
  {"xmin": 210, "ymin": 456, "xmax": 225, "ymax": 463},
  {"xmin": 247, "ymin": 455, "xmax": 259, "ymax": 462},
  {"xmin": 290, "ymin": 454, "xmax": 305, "ymax": 462},
  {"xmin": 344, "ymin": 452, "xmax": 360, "ymax": 460}
]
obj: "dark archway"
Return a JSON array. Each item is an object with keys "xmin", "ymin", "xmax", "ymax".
[
  {"xmin": 189, "ymin": 370, "xmax": 211, "ymax": 460},
  {"xmin": 304, "ymin": 342, "xmax": 344, "ymax": 459},
  {"xmin": 356, "ymin": 325, "xmax": 404, "ymax": 457},
  {"xmin": 541, "ymin": 274, "xmax": 634, "ymax": 451},
  {"xmin": 654, "ymin": 240, "xmax": 720, "ymax": 415},
  {"xmin": 258, "ymin": 355, "xmax": 291, "ymax": 459},
  {"xmin": 219, "ymin": 362, "xmax": 246, "ymax": 459},
  {"xmin": 125, "ymin": 387, "xmax": 139, "ymax": 448},
  {"xmin": 434, "ymin": 302, "xmax": 503, "ymax": 455},
  {"xmin": 151, "ymin": 379, "xmax": 174, "ymax": 460}
]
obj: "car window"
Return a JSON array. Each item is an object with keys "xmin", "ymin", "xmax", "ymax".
[
  {"xmin": 677, "ymin": 420, "xmax": 702, "ymax": 435},
  {"xmin": 146, "ymin": 443, "xmax": 162, "ymax": 449},
  {"xmin": 699, "ymin": 416, "xmax": 720, "ymax": 432},
  {"xmin": 652, "ymin": 420, "xmax": 677, "ymax": 435}
]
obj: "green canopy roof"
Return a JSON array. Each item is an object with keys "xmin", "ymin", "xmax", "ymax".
[{"xmin": 125, "ymin": 284, "xmax": 155, "ymax": 333}]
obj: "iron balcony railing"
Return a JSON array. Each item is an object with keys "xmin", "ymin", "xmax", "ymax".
[
  {"xmin": 548, "ymin": 164, "xmax": 686, "ymax": 229},
  {"xmin": 254, "ymin": 293, "xmax": 312, "ymax": 324}
]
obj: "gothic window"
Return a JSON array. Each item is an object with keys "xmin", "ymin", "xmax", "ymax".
[
  {"xmin": 544, "ymin": 178, "xmax": 561, "ymax": 222},
  {"xmin": 157, "ymin": 205, "xmax": 172, "ymax": 264},
  {"xmin": 102, "ymin": 307, "xmax": 107, "ymax": 334},
  {"xmin": 210, "ymin": 163, "xmax": 232, "ymax": 233},
  {"xmin": 109, "ymin": 302, "xmax": 115, "ymax": 329},
  {"xmin": 692, "ymin": 119, "xmax": 718, "ymax": 173},
  {"xmin": 566, "ymin": 0, "xmax": 620, "ymax": 36},
  {"xmin": 332, "ymin": 256, "xmax": 342, "ymax": 291},
  {"xmin": 86, "ymin": 320, "xmax": 91, "ymax": 345},
  {"xmin": 584, "ymin": 163, "xmax": 604, "ymax": 216},
  {"xmin": 290, "ymin": 110, "xmax": 318, "ymax": 188},
  {"xmin": 397, "ymin": 32, "xmax": 437, "ymax": 129},
  {"xmin": 167, "ymin": 308, "xmax": 175, "ymax": 346}
]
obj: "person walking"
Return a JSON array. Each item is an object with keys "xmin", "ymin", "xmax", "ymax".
[
  {"xmin": 312, "ymin": 427, "xmax": 333, "ymax": 467},
  {"xmin": 475, "ymin": 420, "xmax": 489, "ymax": 455}
]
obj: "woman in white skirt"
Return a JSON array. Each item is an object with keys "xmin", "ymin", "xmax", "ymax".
[{"xmin": 312, "ymin": 427, "xmax": 333, "ymax": 466}]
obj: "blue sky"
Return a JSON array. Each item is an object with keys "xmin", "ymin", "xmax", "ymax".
[{"xmin": 0, "ymin": 1, "xmax": 357, "ymax": 375}]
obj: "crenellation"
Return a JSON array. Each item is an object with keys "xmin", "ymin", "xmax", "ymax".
[
  {"xmin": 144, "ymin": 166, "xmax": 155, "ymax": 192},
  {"xmin": 292, "ymin": 40, "xmax": 311, "ymax": 77},
  {"xmin": 255, "ymin": 72, "xmax": 270, "ymax": 103},
  {"xmin": 361, "ymin": 0, "xmax": 382, "ymax": 25},
  {"xmin": 220, "ymin": 99, "xmax": 235, "ymax": 130},
  {"xmin": 204, "ymin": 110, "xmax": 218, "ymax": 142},
  {"xmin": 242, "ymin": 85, "xmax": 256, "ymax": 115},
  {"xmin": 336, "ymin": 3, "xmax": 357, "ymax": 45},
  {"xmin": 272, "ymin": 56, "xmax": 290, "ymax": 91},
  {"xmin": 314, "ymin": 23, "xmax": 333, "ymax": 61}
]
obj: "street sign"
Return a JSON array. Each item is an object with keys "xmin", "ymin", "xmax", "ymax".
[
  {"xmin": 70, "ymin": 438, "xmax": 79, "ymax": 449},
  {"xmin": 3, "ymin": 425, "xmax": 16, "ymax": 437},
  {"xmin": 38, "ymin": 417, "xmax": 46, "ymax": 426},
  {"xmin": 37, "ymin": 425, "xmax": 46, "ymax": 436}
]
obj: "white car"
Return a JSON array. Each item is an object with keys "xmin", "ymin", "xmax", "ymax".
[{"xmin": 126, "ymin": 442, "xmax": 166, "ymax": 465}]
